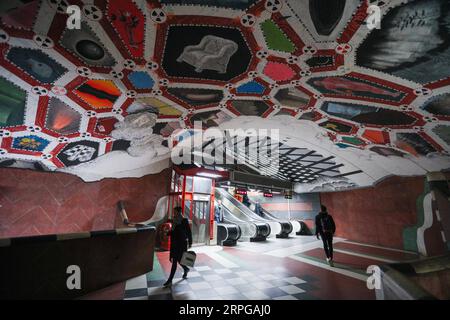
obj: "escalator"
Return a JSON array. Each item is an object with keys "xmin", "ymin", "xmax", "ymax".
[
  {"xmin": 259, "ymin": 206, "xmax": 309, "ymax": 236},
  {"xmin": 216, "ymin": 221, "xmax": 241, "ymax": 246},
  {"xmin": 215, "ymin": 188, "xmax": 270, "ymax": 242},
  {"xmin": 256, "ymin": 206, "xmax": 293, "ymax": 238},
  {"xmin": 215, "ymin": 188, "xmax": 295, "ymax": 239},
  {"xmin": 184, "ymin": 198, "xmax": 242, "ymax": 246}
]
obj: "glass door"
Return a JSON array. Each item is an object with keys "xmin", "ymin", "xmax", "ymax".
[{"xmin": 191, "ymin": 194, "xmax": 211, "ymax": 246}]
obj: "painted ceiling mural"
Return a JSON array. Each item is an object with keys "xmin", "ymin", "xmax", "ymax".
[{"xmin": 0, "ymin": 0, "xmax": 449, "ymax": 191}]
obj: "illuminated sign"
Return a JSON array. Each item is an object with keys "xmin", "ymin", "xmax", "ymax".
[
  {"xmin": 236, "ymin": 188, "xmax": 247, "ymax": 195},
  {"xmin": 263, "ymin": 192, "xmax": 273, "ymax": 198}
]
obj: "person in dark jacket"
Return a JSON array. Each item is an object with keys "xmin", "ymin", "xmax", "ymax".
[
  {"xmin": 163, "ymin": 206, "xmax": 192, "ymax": 287},
  {"xmin": 315, "ymin": 205, "xmax": 336, "ymax": 266},
  {"xmin": 214, "ymin": 200, "xmax": 223, "ymax": 223},
  {"xmin": 254, "ymin": 202, "xmax": 263, "ymax": 217}
]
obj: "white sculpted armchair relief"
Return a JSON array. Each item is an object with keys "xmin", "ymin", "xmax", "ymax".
[{"xmin": 177, "ymin": 35, "xmax": 238, "ymax": 73}]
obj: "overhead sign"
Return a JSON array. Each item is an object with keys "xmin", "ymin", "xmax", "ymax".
[
  {"xmin": 236, "ymin": 188, "xmax": 247, "ymax": 195},
  {"xmin": 263, "ymin": 192, "xmax": 273, "ymax": 198}
]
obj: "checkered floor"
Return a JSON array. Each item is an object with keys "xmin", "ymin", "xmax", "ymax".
[{"xmin": 124, "ymin": 264, "xmax": 319, "ymax": 300}]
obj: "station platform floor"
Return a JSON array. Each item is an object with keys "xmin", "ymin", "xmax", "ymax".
[{"xmin": 123, "ymin": 236, "xmax": 419, "ymax": 300}]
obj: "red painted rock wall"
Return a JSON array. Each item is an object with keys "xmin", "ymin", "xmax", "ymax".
[
  {"xmin": 320, "ymin": 176, "xmax": 426, "ymax": 249},
  {"xmin": 0, "ymin": 168, "xmax": 171, "ymax": 238}
]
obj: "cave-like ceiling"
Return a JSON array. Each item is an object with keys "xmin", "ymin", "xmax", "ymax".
[{"xmin": 0, "ymin": 0, "xmax": 449, "ymax": 191}]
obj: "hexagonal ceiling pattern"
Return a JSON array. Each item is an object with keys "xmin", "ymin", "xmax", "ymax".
[{"xmin": 0, "ymin": 0, "xmax": 449, "ymax": 191}]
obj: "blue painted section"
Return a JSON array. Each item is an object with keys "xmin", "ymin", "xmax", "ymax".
[
  {"xmin": 12, "ymin": 135, "xmax": 50, "ymax": 152},
  {"xmin": 336, "ymin": 143, "xmax": 352, "ymax": 149},
  {"xmin": 236, "ymin": 81, "xmax": 265, "ymax": 94},
  {"xmin": 128, "ymin": 71, "xmax": 155, "ymax": 89}
]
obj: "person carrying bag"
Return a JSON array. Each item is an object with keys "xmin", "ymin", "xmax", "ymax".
[{"xmin": 163, "ymin": 206, "xmax": 193, "ymax": 287}]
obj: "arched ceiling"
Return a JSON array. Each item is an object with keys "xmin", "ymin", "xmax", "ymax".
[{"xmin": 0, "ymin": 0, "xmax": 449, "ymax": 191}]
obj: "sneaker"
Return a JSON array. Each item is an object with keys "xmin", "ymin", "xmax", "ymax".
[
  {"xmin": 329, "ymin": 260, "xmax": 334, "ymax": 267},
  {"xmin": 182, "ymin": 270, "xmax": 189, "ymax": 279},
  {"xmin": 163, "ymin": 281, "xmax": 172, "ymax": 287},
  {"xmin": 326, "ymin": 258, "xmax": 330, "ymax": 262}
]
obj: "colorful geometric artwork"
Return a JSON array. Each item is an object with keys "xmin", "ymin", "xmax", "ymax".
[
  {"xmin": 74, "ymin": 80, "xmax": 121, "ymax": 109},
  {"xmin": 260, "ymin": 20, "xmax": 295, "ymax": 53},
  {"xmin": 135, "ymin": 98, "xmax": 182, "ymax": 116},
  {"xmin": 0, "ymin": 77, "xmax": 27, "ymax": 128},
  {"xmin": 321, "ymin": 102, "xmax": 416, "ymax": 126},
  {"xmin": 341, "ymin": 136, "xmax": 365, "ymax": 146},
  {"xmin": 95, "ymin": 118, "xmax": 119, "ymax": 135},
  {"xmin": 0, "ymin": 0, "xmax": 449, "ymax": 188},
  {"xmin": 274, "ymin": 88, "xmax": 309, "ymax": 108},
  {"xmin": 162, "ymin": 26, "xmax": 251, "ymax": 81},
  {"xmin": 7, "ymin": 47, "xmax": 67, "ymax": 84},
  {"xmin": 356, "ymin": 0, "xmax": 450, "ymax": 84},
  {"xmin": 126, "ymin": 101, "xmax": 159, "ymax": 114},
  {"xmin": 137, "ymin": 98, "xmax": 183, "ymax": 116},
  {"xmin": 362, "ymin": 129, "xmax": 390, "ymax": 145},
  {"xmin": 160, "ymin": 0, "xmax": 258, "ymax": 9},
  {"xmin": 57, "ymin": 141, "xmax": 99, "ymax": 166},
  {"xmin": 300, "ymin": 112, "xmax": 320, "ymax": 121},
  {"xmin": 319, "ymin": 120, "xmax": 353, "ymax": 134},
  {"xmin": 396, "ymin": 133, "xmax": 437, "ymax": 156},
  {"xmin": 231, "ymin": 100, "xmax": 271, "ymax": 116},
  {"xmin": 370, "ymin": 146, "xmax": 406, "ymax": 157},
  {"xmin": 321, "ymin": 102, "xmax": 376, "ymax": 120},
  {"xmin": 128, "ymin": 71, "xmax": 155, "ymax": 90},
  {"xmin": 335, "ymin": 143, "xmax": 355, "ymax": 149},
  {"xmin": 308, "ymin": 76, "xmax": 406, "ymax": 102},
  {"xmin": 60, "ymin": 22, "xmax": 116, "ymax": 67},
  {"xmin": 423, "ymin": 94, "xmax": 450, "ymax": 116},
  {"xmin": 236, "ymin": 81, "xmax": 266, "ymax": 94},
  {"xmin": 12, "ymin": 135, "xmax": 50, "ymax": 152},
  {"xmin": 190, "ymin": 110, "xmax": 232, "ymax": 128},
  {"xmin": 108, "ymin": 0, "xmax": 146, "ymax": 57},
  {"xmin": 45, "ymin": 98, "xmax": 81, "ymax": 135},
  {"xmin": 263, "ymin": 62, "xmax": 296, "ymax": 82},
  {"xmin": 167, "ymin": 88, "xmax": 223, "ymax": 107}
]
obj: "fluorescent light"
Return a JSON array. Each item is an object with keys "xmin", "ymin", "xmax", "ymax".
[{"xmin": 197, "ymin": 172, "xmax": 222, "ymax": 179}]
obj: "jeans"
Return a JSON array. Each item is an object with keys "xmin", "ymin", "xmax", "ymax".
[
  {"xmin": 321, "ymin": 232, "xmax": 333, "ymax": 260},
  {"xmin": 167, "ymin": 259, "xmax": 189, "ymax": 282}
]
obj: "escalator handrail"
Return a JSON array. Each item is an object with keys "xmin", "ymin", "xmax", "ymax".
[
  {"xmin": 216, "ymin": 188, "xmax": 271, "ymax": 223},
  {"xmin": 221, "ymin": 204, "xmax": 252, "ymax": 224},
  {"xmin": 221, "ymin": 204, "xmax": 258, "ymax": 238},
  {"xmin": 260, "ymin": 207, "xmax": 285, "ymax": 222}
]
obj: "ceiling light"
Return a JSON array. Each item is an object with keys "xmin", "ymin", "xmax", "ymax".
[{"xmin": 197, "ymin": 172, "xmax": 222, "ymax": 179}]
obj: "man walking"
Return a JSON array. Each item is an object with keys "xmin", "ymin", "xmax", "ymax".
[
  {"xmin": 315, "ymin": 205, "xmax": 336, "ymax": 266},
  {"xmin": 163, "ymin": 206, "xmax": 193, "ymax": 287}
]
